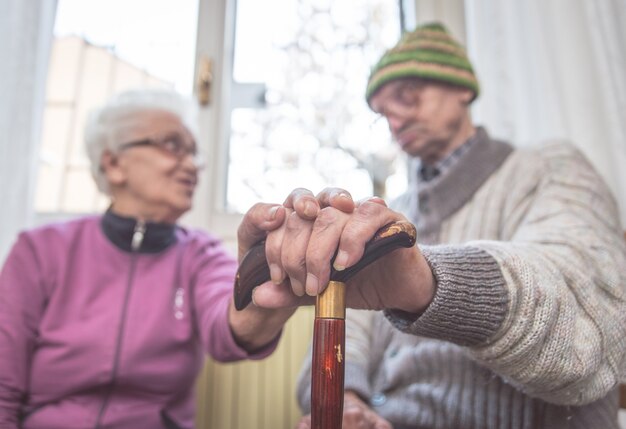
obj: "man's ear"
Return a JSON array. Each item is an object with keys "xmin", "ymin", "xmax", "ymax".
[
  {"xmin": 100, "ymin": 150, "xmax": 126, "ymax": 186},
  {"xmin": 459, "ymin": 88, "xmax": 474, "ymax": 105}
]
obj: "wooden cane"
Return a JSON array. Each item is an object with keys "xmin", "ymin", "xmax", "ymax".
[{"xmin": 234, "ymin": 221, "xmax": 416, "ymax": 429}]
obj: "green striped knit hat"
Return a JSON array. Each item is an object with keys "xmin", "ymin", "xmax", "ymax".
[{"xmin": 366, "ymin": 22, "xmax": 480, "ymax": 104}]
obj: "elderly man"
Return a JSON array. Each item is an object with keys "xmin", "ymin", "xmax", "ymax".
[{"xmin": 239, "ymin": 22, "xmax": 626, "ymax": 428}]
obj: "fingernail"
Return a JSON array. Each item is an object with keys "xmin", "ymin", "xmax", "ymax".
[
  {"xmin": 268, "ymin": 205, "xmax": 280, "ymax": 220},
  {"xmin": 291, "ymin": 278, "xmax": 305, "ymax": 297},
  {"xmin": 338, "ymin": 192, "xmax": 351, "ymax": 200},
  {"xmin": 251, "ymin": 288, "xmax": 258, "ymax": 306},
  {"xmin": 269, "ymin": 264, "xmax": 283, "ymax": 284},
  {"xmin": 304, "ymin": 201, "xmax": 318, "ymax": 218},
  {"xmin": 333, "ymin": 250, "xmax": 348, "ymax": 271},
  {"xmin": 305, "ymin": 273, "xmax": 319, "ymax": 296}
]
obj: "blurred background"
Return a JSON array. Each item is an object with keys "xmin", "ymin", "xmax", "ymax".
[{"xmin": 2, "ymin": 0, "xmax": 625, "ymax": 427}]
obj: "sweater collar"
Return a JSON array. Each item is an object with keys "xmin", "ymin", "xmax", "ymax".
[
  {"xmin": 411, "ymin": 127, "xmax": 514, "ymax": 243},
  {"xmin": 101, "ymin": 209, "xmax": 177, "ymax": 253}
]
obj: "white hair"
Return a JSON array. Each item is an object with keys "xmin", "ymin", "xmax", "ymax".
[{"xmin": 84, "ymin": 89, "xmax": 199, "ymax": 195}]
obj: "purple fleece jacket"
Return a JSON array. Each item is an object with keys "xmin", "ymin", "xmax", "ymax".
[{"xmin": 0, "ymin": 214, "xmax": 277, "ymax": 429}]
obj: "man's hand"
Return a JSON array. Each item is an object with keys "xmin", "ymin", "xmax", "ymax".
[
  {"xmin": 229, "ymin": 188, "xmax": 355, "ymax": 349},
  {"xmin": 253, "ymin": 187, "xmax": 435, "ymax": 314},
  {"xmin": 295, "ymin": 391, "xmax": 393, "ymax": 429}
]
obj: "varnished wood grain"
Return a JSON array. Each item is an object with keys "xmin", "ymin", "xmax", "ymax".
[{"xmin": 311, "ymin": 318, "xmax": 345, "ymax": 429}]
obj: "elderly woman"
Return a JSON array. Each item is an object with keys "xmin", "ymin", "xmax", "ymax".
[{"xmin": 0, "ymin": 90, "xmax": 295, "ymax": 429}]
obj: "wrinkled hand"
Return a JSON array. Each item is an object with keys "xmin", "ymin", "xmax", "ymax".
[
  {"xmin": 235, "ymin": 188, "xmax": 358, "ymax": 309},
  {"xmin": 229, "ymin": 188, "xmax": 342, "ymax": 350},
  {"xmin": 251, "ymin": 187, "xmax": 435, "ymax": 314},
  {"xmin": 295, "ymin": 391, "xmax": 393, "ymax": 429},
  {"xmin": 236, "ymin": 188, "xmax": 355, "ymax": 263}
]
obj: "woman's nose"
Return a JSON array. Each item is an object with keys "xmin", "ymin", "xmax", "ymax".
[{"xmin": 180, "ymin": 151, "xmax": 206, "ymax": 171}]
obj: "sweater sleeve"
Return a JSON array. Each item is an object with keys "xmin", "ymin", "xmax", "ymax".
[
  {"xmin": 386, "ymin": 144, "xmax": 626, "ymax": 406},
  {"xmin": 0, "ymin": 234, "xmax": 47, "ymax": 428},
  {"xmin": 190, "ymin": 236, "xmax": 279, "ymax": 362}
]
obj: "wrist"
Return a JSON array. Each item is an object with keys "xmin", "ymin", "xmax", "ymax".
[
  {"xmin": 228, "ymin": 299, "xmax": 294, "ymax": 351},
  {"xmin": 398, "ymin": 249, "xmax": 436, "ymax": 313},
  {"xmin": 374, "ymin": 248, "xmax": 436, "ymax": 314}
]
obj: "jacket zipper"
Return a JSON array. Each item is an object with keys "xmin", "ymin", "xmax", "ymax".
[{"xmin": 94, "ymin": 220, "xmax": 145, "ymax": 428}]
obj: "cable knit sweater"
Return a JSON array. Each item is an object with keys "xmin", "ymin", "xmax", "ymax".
[{"xmin": 297, "ymin": 128, "xmax": 626, "ymax": 428}]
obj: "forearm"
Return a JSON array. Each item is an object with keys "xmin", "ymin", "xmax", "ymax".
[
  {"xmin": 386, "ymin": 238, "xmax": 626, "ymax": 405},
  {"xmin": 384, "ymin": 245, "xmax": 508, "ymax": 346},
  {"xmin": 470, "ymin": 239, "xmax": 626, "ymax": 405}
]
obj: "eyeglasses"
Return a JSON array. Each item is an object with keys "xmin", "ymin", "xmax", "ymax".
[
  {"xmin": 371, "ymin": 79, "xmax": 425, "ymax": 122},
  {"xmin": 118, "ymin": 134, "xmax": 205, "ymax": 168}
]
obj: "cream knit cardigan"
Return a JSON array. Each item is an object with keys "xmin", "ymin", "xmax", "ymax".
[{"xmin": 297, "ymin": 129, "xmax": 626, "ymax": 428}]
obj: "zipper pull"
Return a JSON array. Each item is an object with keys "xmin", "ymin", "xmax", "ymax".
[
  {"xmin": 131, "ymin": 220, "xmax": 146, "ymax": 252},
  {"xmin": 174, "ymin": 288, "xmax": 184, "ymax": 320}
]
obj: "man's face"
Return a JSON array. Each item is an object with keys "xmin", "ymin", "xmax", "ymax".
[{"xmin": 369, "ymin": 78, "xmax": 473, "ymax": 164}]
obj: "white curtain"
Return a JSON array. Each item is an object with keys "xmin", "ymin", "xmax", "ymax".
[
  {"xmin": 465, "ymin": 0, "xmax": 626, "ymax": 226},
  {"xmin": 0, "ymin": 0, "xmax": 58, "ymax": 262}
]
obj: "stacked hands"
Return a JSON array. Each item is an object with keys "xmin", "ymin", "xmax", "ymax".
[
  {"xmin": 237, "ymin": 187, "xmax": 436, "ymax": 429},
  {"xmin": 238, "ymin": 187, "xmax": 436, "ymax": 314}
]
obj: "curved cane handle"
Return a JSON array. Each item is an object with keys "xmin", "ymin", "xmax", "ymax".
[{"xmin": 234, "ymin": 221, "xmax": 416, "ymax": 310}]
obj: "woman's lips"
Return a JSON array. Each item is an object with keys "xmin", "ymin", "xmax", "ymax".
[{"xmin": 177, "ymin": 177, "xmax": 197, "ymax": 191}]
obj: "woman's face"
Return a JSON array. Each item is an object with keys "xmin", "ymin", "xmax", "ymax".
[{"xmin": 104, "ymin": 109, "xmax": 201, "ymax": 223}]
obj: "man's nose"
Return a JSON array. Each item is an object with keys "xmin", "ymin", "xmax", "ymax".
[{"xmin": 385, "ymin": 114, "xmax": 405, "ymax": 134}]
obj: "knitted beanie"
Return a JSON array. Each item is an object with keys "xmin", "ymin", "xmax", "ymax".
[{"xmin": 366, "ymin": 22, "xmax": 480, "ymax": 104}]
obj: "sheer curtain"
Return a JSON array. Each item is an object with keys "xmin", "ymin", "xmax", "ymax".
[
  {"xmin": 465, "ymin": 0, "xmax": 626, "ymax": 226},
  {"xmin": 0, "ymin": 0, "xmax": 58, "ymax": 262}
]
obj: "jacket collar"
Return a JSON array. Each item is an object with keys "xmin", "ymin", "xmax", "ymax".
[{"xmin": 101, "ymin": 209, "xmax": 177, "ymax": 253}]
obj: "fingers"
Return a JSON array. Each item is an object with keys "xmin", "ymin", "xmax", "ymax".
[
  {"xmin": 342, "ymin": 401, "xmax": 393, "ymax": 429},
  {"xmin": 302, "ymin": 200, "xmax": 405, "ymax": 295},
  {"xmin": 283, "ymin": 187, "xmax": 356, "ymax": 220},
  {"xmin": 251, "ymin": 282, "xmax": 315, "ymax": 309},
  {"xmin": 266, "ymin": 210, "xmax": 315, "ymax": 296},
  {"xmin": 283, "ymin": 187, "xmax": 355, "ymax": 222},
  {"xmin": 356, "ymin": 195, "xmax": 387, "ymax": 208},
  {"xmin": 283, "ymin": 188, "xmax": 319, "ymax": 220},
  {"xmin": 295, "ymin": 410, "xmax": 389, "ymax": 429},
  {"xmin": 302, "ymin": 207, "xmax": 351, "ymax": 295},
  {"xmin": 237, "ymin": 203, "xmax": 285, "ymax": 262},
  {"xmin": 316, "ymin": 187, "xmax": 356, "ymax": 213},
  {"xmin": 264, "ymin": 217, "xmax": 288, "ymax": 286},
  {"xmin": 332, "ymin": 199, "xmax": 404, "ymax": 272},
  {"xmin": 241, "ymin": 190, "xmax": 405, "ymax": 304},
  {"xmin": 277, "ymin": 198, "xmax": 406, "ymax": 298}
]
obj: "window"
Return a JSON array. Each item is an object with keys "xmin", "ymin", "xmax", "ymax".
[
  {"xmin": 226, "ymin": 0, "xmax": 407, "ymax": 213},
  {"xmin": 35, "ymin": 0, "xmax": 199, "ymax": 214},
  {"xmin": 35, "ymin": 0, "xmax": 405, "ymax": 231}
]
